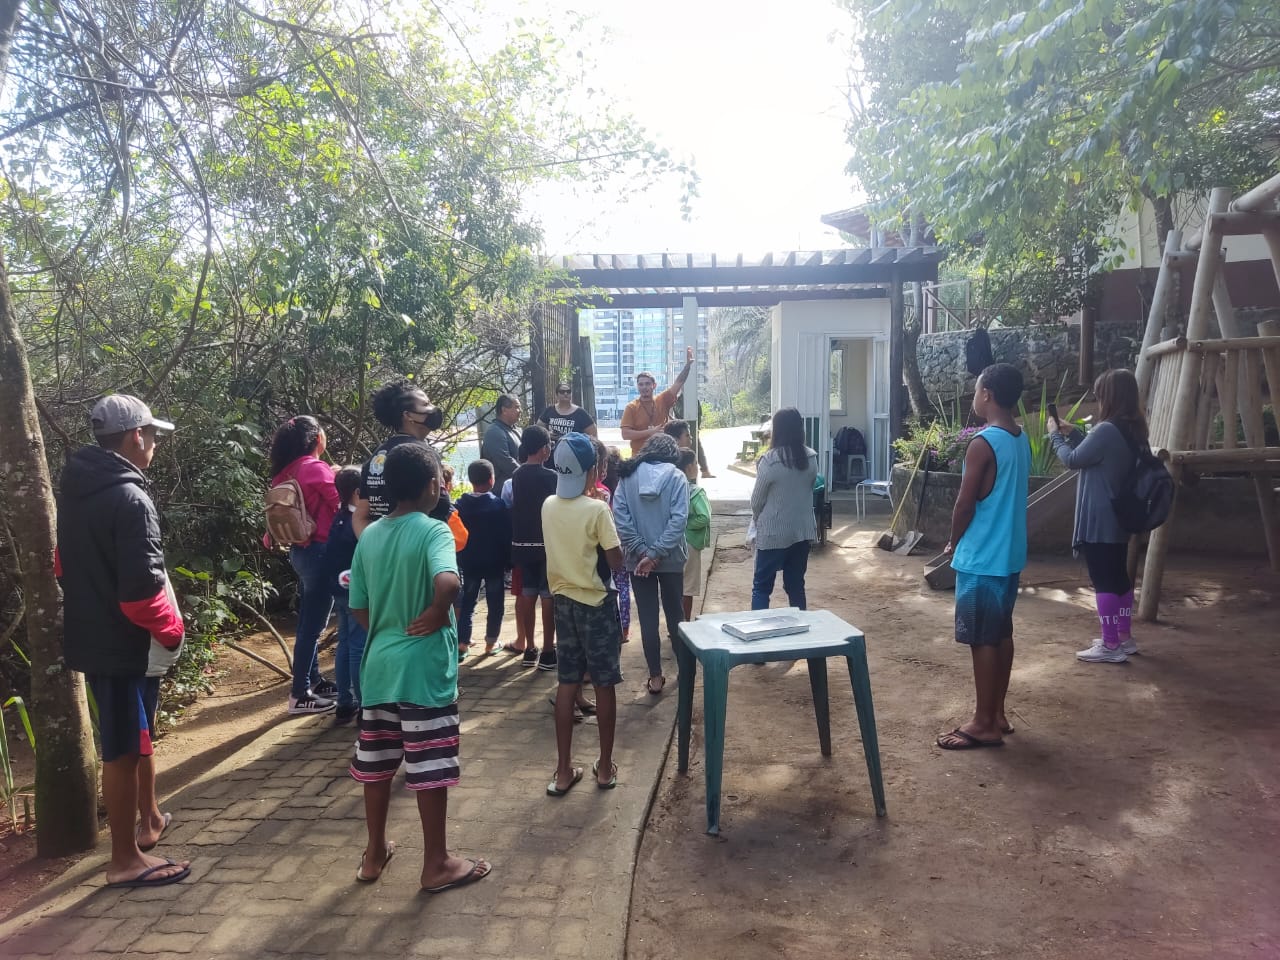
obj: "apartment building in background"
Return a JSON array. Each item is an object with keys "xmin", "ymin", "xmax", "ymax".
[{"xmin": 581, "ymin": 307, "xmax": 710, "ymax": 423}]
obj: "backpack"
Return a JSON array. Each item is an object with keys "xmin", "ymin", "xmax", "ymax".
[
  {"xmin": 965, "ymin": 328, "xmax": 994, "ymax": 377},
  {"xmin": 1111, "ymin": 434, "xmax": 1174, "ymax": 534},
  {"xmin": 265, "ymin": 478, "xmax": 316, "ymax": 547},
  {"xmin": 837, "ymin": 426, "xmax": 867, "ymax": 457}
]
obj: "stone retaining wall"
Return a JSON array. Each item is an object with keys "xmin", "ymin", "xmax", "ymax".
[
  {"xmin": 888, "ymin": 464, "xmax": 1269, "ymax": 556},
  {"xmin": 917, "ymin": 324, "xmax": 1142, "ymax": 400}
]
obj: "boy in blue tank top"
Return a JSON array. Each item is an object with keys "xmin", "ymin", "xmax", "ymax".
[{"xmin": 938, "ymin": 363, "xmax": 1031, "ymax": 750}]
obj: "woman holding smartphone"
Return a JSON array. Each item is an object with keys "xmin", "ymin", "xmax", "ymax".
[{"xmin": 1048, "ymin": 369, "xmax": 1148, "ymax": 664}]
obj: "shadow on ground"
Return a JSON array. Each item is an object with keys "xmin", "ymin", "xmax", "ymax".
[{"xmin": 630, "ymin": 522, "xmax": 1280, "ymax": 960}]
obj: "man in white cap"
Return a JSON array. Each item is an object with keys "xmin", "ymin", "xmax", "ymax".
[
  {"xmin": 57, "ymin": 395, "xmax": 191, "ymax": 888},
  {"xmin": 540, "ymin": 432, "xmax": 625, "ymax": 795}
]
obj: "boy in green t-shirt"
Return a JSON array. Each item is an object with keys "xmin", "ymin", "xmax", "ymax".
[
  {"xmin": 680, "ymin": 450, "xmax": 711, "ymax": 621},
  {"xmin": 542, "ymin": 433, "xmax": 625, "ymax": 794},
  {"xmin": 347, "ymin": 443, "xmax": 491, "ymax": 893}
]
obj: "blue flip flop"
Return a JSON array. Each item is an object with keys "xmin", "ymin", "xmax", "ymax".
[{"xmin": 107, "ymin": 859, "xmax": 190, "ymax": 888}]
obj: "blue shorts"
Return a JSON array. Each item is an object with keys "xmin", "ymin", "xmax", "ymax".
[
  {"xmin": 86, "ymin": 675, "xmax": 160, "ymax": 763},
  {"xmin": 954, "ymin": 572, "xmax": 1020, "ymax": 647}
]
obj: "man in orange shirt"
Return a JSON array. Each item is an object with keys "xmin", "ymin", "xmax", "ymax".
[{"xmin": 620, "ymin": 346, "xmax": 695, "ymax": 456}]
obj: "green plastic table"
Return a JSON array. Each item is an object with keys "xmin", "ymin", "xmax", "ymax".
[{"xmin": 675, "ymin": 608, "xmax": 887, "ymax": 835}]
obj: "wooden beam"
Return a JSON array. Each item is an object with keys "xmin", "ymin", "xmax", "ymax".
[
  {"xmin": 555, "ymin": 261, "xmax": 941, "ymax": 290},
  {"xmin": 1136, "ymin": 231, "xmax": 1184, "ymax": 396},
  {"xmin": 1231, "ymin": 171, "xmax": 1280, "ymax": 213},
  {"xmin": 1187, "ymin": 336, "xmax": 1280, "ymax": 353},
  {"xmin": 662, "ymin": 253, "xmax": 672, "ymax": 269},
  {"xmin": 1145, "ymin": 336, "xmax": 1187, "ymax": 359},
  {"xmin": 759, "ymin": 252, "xmax": 773, "ymax": 268},
  {"xmin": 1207, "ymin": 210, "xmax": 1280, "ymax": 236},
  {"xmin": 572, "ymin": 288, "xmax": 890, "ymax": 309},
  {"xmin": 1166, "ymin": 448, "xmax": 1280, "ymax": 468},
  {"xmin": 782, "ymin": 251, "xmax": 796, "ymax": 267}
]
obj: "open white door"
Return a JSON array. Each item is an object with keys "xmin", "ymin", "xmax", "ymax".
[{"xmin": 871, "ymin": 338, "xmax": 890, "ymax": 481}]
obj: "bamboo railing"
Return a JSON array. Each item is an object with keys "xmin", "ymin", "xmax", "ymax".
[{"xmin": 1135, "ymin": 179, "xmax": 1280, "ymax": 621}]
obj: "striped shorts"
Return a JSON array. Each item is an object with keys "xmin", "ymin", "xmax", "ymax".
[{"xmin": 348, "ymin": 702, "xmax": 460, "ymax": 791}]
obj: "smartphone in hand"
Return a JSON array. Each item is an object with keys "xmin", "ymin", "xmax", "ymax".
[{"xmin": 1046, "ymin": 402, "xmax": 1059, "ymax": 421}]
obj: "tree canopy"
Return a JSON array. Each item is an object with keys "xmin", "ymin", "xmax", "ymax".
[
  {"xmin": 0, "ymin": 0, "xmax": 691, "ymax": 851},
  {"xmin": 842, "ymin": 0, "xmax": 1280, "ymax": 318}
]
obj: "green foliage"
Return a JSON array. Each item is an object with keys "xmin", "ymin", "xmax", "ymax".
[
  {"xmin": 842, "ymin": 0, "xmax": 1280, "ymax": 318},
  {"xmin": 705, "ymin": 307, "xmax": 771, "ymax": 426},
  {"xmin": 893, "ymin": 419, "xmax": 982, "ymax": 474},
  {"xmin": 169, "ymin": 565, "xmax": 276, "ymax": 710},
  {"xmin": 1017, "ymin": 380, "xmax": 1089, "ymax": 476},
  {"xmin": 0, "ymin": 697, "xmax": 35, "ymax": 833},
  {"xmin": 0, "ymin": 1, "xmax": 693, "ymax": 723}
]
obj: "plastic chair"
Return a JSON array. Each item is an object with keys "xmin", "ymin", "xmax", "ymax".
[{"xmin": 855, "ymin": 479, "xmax": 891, "ymax": 520}]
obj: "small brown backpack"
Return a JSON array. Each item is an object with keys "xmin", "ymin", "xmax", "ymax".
[{"xmin": 264, "ymin": 478, "xmax": 316, "ymax": 547}]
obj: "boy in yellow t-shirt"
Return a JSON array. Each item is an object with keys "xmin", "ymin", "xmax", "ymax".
[{"xmin": 542, "ymin": 433, "xmax": 625, "ymax": 795}]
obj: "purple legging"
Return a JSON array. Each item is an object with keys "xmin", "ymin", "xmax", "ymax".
[{"xmin": 614, "ymin": 569, "xmax": 631, "ymax": 634}]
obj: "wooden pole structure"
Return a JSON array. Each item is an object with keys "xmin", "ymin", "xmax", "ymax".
[
  {"xmin": 1229, "ymin": 170, "xmax": 1280, "ymax": 214},
  {"xmin": 1136, "ymin": 230, "xmax": 1184, "ymax": 397},
  {"xmin": 1139, "ymin": 188, "xmax": 1230, "ymax": 621},
  {"xmin": 888, "ymin": 272, "xmax": 905, "ymax": 444}
]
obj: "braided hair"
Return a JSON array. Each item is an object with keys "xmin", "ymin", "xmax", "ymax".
[{"xmin": 618, "ymin": 432, "xmax": 681, "ymax": 479}]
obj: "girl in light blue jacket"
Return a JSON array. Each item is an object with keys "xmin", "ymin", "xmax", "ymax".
[{"xmin": 614, "ymin": 433, "xmax": 688, "ymax": 695}]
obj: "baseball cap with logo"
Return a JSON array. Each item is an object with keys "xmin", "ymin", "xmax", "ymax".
[
  {"xmin": 552, "ymin": 432, "xmax": 596, "ymax": 498},
  {"xmin": 90, "ymin": 395, "xmax": 175, "ymax": 437}
]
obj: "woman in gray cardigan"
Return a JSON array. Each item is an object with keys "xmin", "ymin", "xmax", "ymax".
[
  {"xmin": 613, "ymin": 433, "xmax": 689, "ymax": 695},
  {"xmin": 750, "ymin": 407, "xmax": 818, "ymax": 610},
  {"xmin": 1049, "ymin": 369, "xmax": 1147, "ymax": 664}
]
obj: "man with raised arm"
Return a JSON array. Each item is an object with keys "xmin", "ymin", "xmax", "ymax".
[{"xmin": 620, "ymin": 345, "xmax": 695, "ymax": 456}]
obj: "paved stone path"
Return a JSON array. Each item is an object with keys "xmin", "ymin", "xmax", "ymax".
[{"xmin": 0, "ymin": 638, "xmax": 681, "ymax": 960}]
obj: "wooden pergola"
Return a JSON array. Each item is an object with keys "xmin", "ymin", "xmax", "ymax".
[{"xmin": 533, "ymin": 247, "xmax": 944, "ymax": 438}]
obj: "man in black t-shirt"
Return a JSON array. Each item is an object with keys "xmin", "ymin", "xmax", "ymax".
[
  {"xmin": 355, "ymin": 379, "xmax": 453, "ymax": 534},
  {"xmin": 538, "ymin": 381, "xmax": 596, "ymax": 443}
]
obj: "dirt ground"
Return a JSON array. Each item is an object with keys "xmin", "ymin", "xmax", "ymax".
[{"xmin": 628, "ymin": 520, "xmax": 1280, "ymax": 960}]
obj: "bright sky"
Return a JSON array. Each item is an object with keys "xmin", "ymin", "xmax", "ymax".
[{"xmin": 486, "ymin": 0, "xmax": 862, "ymax": 254}]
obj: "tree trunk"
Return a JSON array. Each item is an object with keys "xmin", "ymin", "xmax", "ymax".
[
  {"xmin": 1152, "ymin": 194, "xmax": 1174, "ymax": 251},
  {"xmin": 904, "ymin": 294, "xmax": 936, "ymax": 420},
  {"xmin": 888, "ymin": 275, "xmax": 905, "ymax": 442},
  {"xmin": 0, "ymin": 0, "xmax": 100, "ymax": 857}
]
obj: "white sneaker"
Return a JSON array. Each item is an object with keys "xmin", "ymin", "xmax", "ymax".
[
  {"xmin": 288, "ymin": 694, "xmax": 336, "ymax": 715},
  {"xmin": 1076, "ymin": 640, "xmax": 1128, "ymax": 663},
  {"xmin": 1120, "ymin": 636, "xmax": 1139, "ymax": 656}
]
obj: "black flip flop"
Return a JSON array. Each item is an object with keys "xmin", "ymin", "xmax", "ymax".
[
  {"xmin": 422, "ymin": 857, "xmax": 492, "ymax": 895},
  {"xmin": 936, "ymin": 727, "xmax": 1004, "ymax": 750},
  {"xmin": 106, "ymin": 859, "xmax": 190, "ymax": 888}
]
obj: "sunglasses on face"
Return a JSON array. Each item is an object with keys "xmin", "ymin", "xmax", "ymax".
[{"xmin": 557, "ymin": 389, "xmax": 571, "ymax": 395}]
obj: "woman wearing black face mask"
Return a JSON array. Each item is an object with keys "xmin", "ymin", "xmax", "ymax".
[{"xmin": 354, "ymin": 378, "xmax": 454, "ymax": 536}]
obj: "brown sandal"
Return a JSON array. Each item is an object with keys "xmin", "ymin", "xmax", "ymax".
[{"xmin": 646, "ymin": 676, "xmax": 666, "ymax": 695}]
